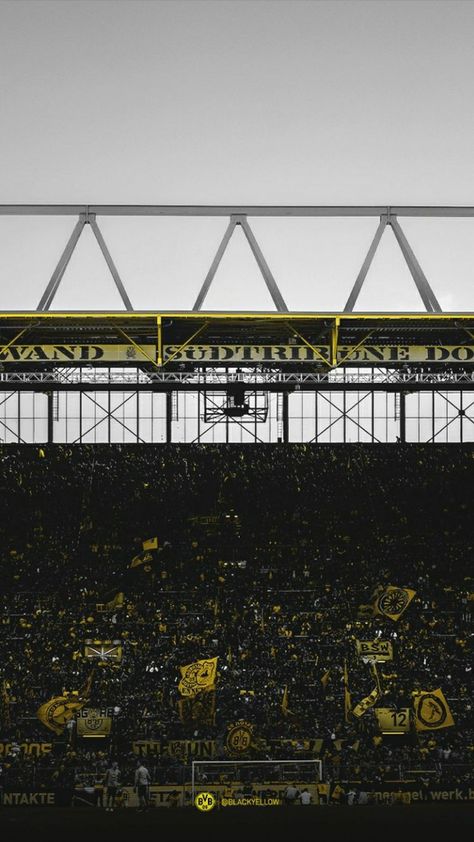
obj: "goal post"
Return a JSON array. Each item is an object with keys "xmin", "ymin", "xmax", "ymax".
[{"xmin": 191, "ymin": 759, "xmax": 323, "ymax": 806}]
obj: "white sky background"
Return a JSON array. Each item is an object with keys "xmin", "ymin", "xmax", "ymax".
[{"xmin": 0, "ymin": 0, "xmax": 474, "ymax": 312}]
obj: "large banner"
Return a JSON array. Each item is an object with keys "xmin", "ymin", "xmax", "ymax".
[
  {"xmin": 2, "ymin": 343, "xmax": 474, "ymax": 366},
  {"xmin": 131, "ymin": 737, "xmax": 324, "ymax": 759},
  {"xmin": 0, "ymin": 741, "xmax": 53, "ymax": 757},
  {"xmin": 2, "ymin": 790, "xmax": 72, "ymax": 807},
  {"xmin": 162, "ymin": 343, "xmax": 474, "ymax": 365},
  {"xmin": 0, "ymin": 344, "xmax": 156, "ymax": 363},
  {"xmin": 132, "ymin": 739, "xmax": 216, "ymax": 759}
]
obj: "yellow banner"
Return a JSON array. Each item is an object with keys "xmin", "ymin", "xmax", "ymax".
[
  {"xmin": 356, "ymin": 640, "xmax": 394, "ymax": 661},
  {"xmin": 0, "ymin": 344, "xmax": 156, "ymax": 363},
  {"xmin": 178, "ymin": 657, "xmax": 218, "ymax": 697},
  {"xmin": 413, "ymin": 689, "xmax": 455, "ymax": 731},
  {"xmin": 76, "ymin": 708, "xmax": 113, "ymax": 737},
  {"xmin": 375, "ymin": 707, "xmax": 410, "ymax": 732},
  {"xmin": 163, "ymin": 343, "xmax": 474, "ymax": 365}
]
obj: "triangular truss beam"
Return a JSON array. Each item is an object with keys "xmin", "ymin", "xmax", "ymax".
[
  {"xmin": 344, "ymin": 214, "xmax": 441, "ymax": 312},
  {"xmin": 192, "ymin": 215, "xmax": 288, "ymax": 312},
  {"xmin": 37, "ymin": 213, "xmax": 133, "ymax": 311}
]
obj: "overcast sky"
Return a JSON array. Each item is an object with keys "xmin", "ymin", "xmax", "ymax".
[{"xmin": 0, "ymin": 0, "xmax": 473, "ymax": 312}]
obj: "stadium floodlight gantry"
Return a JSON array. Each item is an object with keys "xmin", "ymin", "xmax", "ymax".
[{"xmin": 0, "ymin": 205, "xmax": 473, "ymax": 443}]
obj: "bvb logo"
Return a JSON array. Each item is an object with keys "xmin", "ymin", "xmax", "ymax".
[
  {"xmin": 417, "ymin": 693, "xmax": 447, "ymax": 728},
  {"xmin": 195, "ymin": 792, "xmax": 216, "ymax": 812},
  {"xmin": 378, "ymin": 588, "xmax": 409, "ymax": 617},
  {"xmin": 226, "ymin": 720, "xmax": 253, "ymax": 755},
  {"xmin": 84, "ymin": 710, "xmax": 104, "ymax": 732}
]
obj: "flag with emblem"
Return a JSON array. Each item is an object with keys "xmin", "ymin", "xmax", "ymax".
[
  {"xmin": 37, "ymin": 672, "xmax": 93, "ymax": 735},
  {"xmin": 178, "ymin": 657, "xmax": 218, "ymax": 697},
  {"xmin": 359, "ymin": 585, "xmax": 416, "ymax": 621},
  {"xmin": 412, "ymin": 688, "xmax": 455, "ymax": 731}
]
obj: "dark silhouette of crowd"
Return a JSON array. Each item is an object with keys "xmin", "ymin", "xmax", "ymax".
[{"xmin": 0, "ymin": 444, "xmax": 473, "ymax": 791}]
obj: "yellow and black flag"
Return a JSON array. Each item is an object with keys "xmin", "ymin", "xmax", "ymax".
[
  {"xmin": 142, "ymin": 537, "xmax": 158, "ymax": 551},
  {"xmin": 178, "ymin": 657, "xmax": 218, "ymax": 697},
  {"xmin": 130, "ymin": 550, "xmax": 155, "ymax": 569},
  {"xmin": 106, "ymin": 592, "xmax": 125, "ymax": 610},
  {"xmin": 358, "ymin": 585, "xmax": 416, "ymax": 621},
  {"xmin": 343, "ymin": 660, "xmax": 352, "ymax": 723},
  {"xmin": 37, "ymin": 696, "xmax": 83, "ymax": 735},
  {"xmin": 352, "ymin": 663, "xmax": 382, "ymax": 718},
  {"xmin": 321, "ymin": 670, "xmax": 331, "ymax": 690},
  {"xmin": 37, "ymin": 672, "xmax": 94, "ymax": 735},
  {"xmin": 412, "ymin": 689, "xmax": 455, "ymax": 731},
  {"xmin": 281, "ymin": 685, "xmax": 295, "ymax": 717}
]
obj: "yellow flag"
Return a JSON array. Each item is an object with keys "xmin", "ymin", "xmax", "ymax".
[
  {"xmin": 343, "ymin": 660, "xmax": 352, "ymax": 723},
  {"xmin": 321, "ymin": 670, "xmax": 331, "ymax": 690},
  {"xmin": 37, "ymin": 671, "xmax": 93, "ymax": 735},
  {"xmin": 178, "ymin": 657, "xmax": 218, "ymax": 697},
  {"xmin": 413, "ymin": 688, "xmax": 455, "ymax": 731},
  {"xmin": 142, "ymin": 537, "xmax": 158, "ymax": 551},
  {"xmin": 373, "ymin": 585, "xmax": 416, "ymax": 621},
  {"xmin": 281, "ymin": 685, "xmax": 295, "ymax": 717},
  {"xmin": 130, "ymin": 550, "xmax": 154, "ymax": 569},
  {"xmin": 37, "ymin": 695, "xmax": 85, "ymax": 735},
  {"xmin": 352, "ymin": 663, "xmax": 382, "ymax": 718},
  {"xmin": 106, "ymin": 592, "xmax": 124, "ymax": 610}
]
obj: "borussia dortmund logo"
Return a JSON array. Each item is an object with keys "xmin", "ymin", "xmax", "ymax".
[
  {"xmin": 378, "ymin": 588, "xmax": 409, "ymax": 617},
  {"xmin": 84, "ymin": 710, "xmax": 105, "ymax": 731},
  {"xmin": 226, "ymin": 720, "xmax": 254, "ymax": 755},
  {"xmin": 195, "ymin": 792, "xmax": 216, "ymax": 812}
]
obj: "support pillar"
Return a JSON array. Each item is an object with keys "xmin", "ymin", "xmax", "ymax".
[
  {"xmin": 166, "ymin": 392, "xmax": 173, "ymax": 443},
  {"xmin": 47, "ymin": 392, "xmax": 54, "ymax": 444},
  {"xmin": 282, "ymin": 392, "xmax": 289, "ymax": 443},
  {"xmin": 399, "ymin": 391, "xmax": 406, "ymax": 443}
]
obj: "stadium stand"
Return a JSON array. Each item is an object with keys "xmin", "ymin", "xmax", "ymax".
[{"xmin": 0, "ymin": 444, "xmax": 473, "ymax": 801}]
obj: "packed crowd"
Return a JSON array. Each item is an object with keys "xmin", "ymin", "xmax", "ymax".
[{"xmin": 0, "ymin": 444, "xmax": 473, "ymax": 791}]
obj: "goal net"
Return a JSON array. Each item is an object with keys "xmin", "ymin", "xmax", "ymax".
[{"xmin": 191, "ymin": 759, "xmax": 323, "ymax": 807}]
